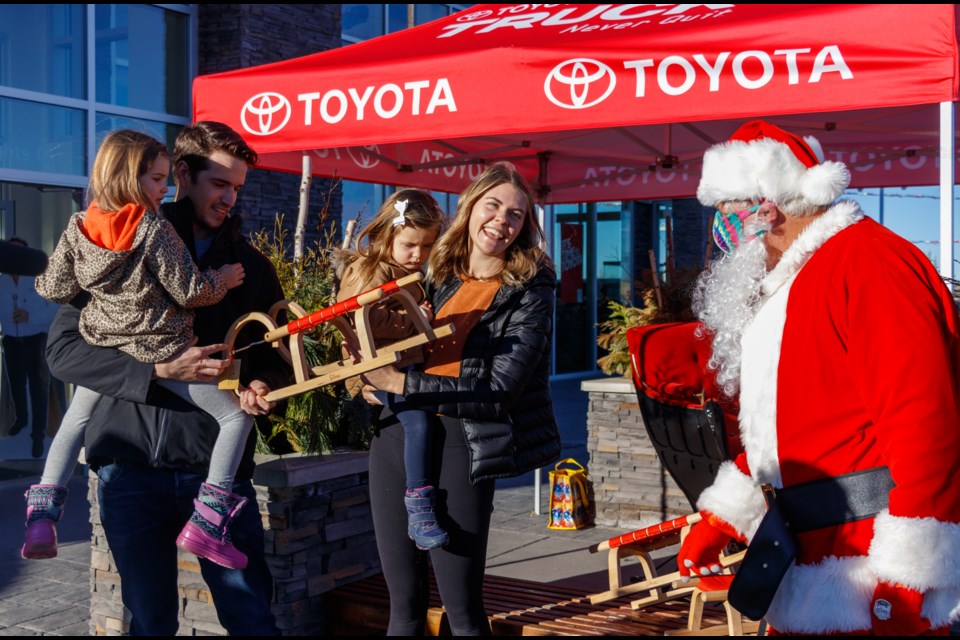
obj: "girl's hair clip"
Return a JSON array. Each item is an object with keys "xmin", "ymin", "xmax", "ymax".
[{"xmin": 391, "ymin": 199, "xmax": 408, "ymax": 227}]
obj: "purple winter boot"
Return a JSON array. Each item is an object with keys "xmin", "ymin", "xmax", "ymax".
[
  {"xmin": 176, "ymin": 482, "xmax": 249, "ymax": 570},
  {"xmin": 22, "ymin": 484, "xmax": 69, "ymax": 560}
]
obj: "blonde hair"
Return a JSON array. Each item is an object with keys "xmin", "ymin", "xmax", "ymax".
[
  {"xmin": 349, "ymin": 188, "xmax": 445, "ymax": 290},
  {"xmin": 428, "ymin": 162, "xmax": 551, "ymax": 287},
  {"xmin": 88, "ymin": 129, "xmax": 168, "ymax": 212}
]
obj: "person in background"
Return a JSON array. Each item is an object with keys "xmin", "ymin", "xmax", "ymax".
[
  {"xmin": 358, "ymin": 162, "xmax": 562, "ymax": 635},
  {"xmin": 680, "ymin": 120, "xmax": 960, "ymax": 635},
  {"xmin": 335, "ymin": 188, "xmax": 447, "ymax": 550},
  {"xmin": 0, "ymin": 237, "xmax": 60, "ymax": 458},
  {"xmin": 45, "ymin": 121, "xmax": 286, "ymax": 636}
]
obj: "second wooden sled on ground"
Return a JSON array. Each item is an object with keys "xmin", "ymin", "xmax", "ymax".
[
  {"xmin": 221, "ymin": 272, "xmax": 453, "ymax": 402},
  {"xmin": 586, "ymin": 512, "xmax": 756, "ymax": 636}
]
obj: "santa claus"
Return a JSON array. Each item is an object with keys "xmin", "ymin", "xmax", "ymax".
[{"xmin": 681, "ymin": 120, "xmax": 960, "ymax": 635}]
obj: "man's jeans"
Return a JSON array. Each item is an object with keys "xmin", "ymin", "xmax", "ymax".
[{"xmin": 96, "ymin": 463, "xmax": 278, "ymax": 636}]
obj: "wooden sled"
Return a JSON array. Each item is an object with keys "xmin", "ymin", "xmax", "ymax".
[
  {"xmin": 586, "ymin": 512, "xmax": 756, "ymax": 636},
  {"xmin": 221, "ymin": 271, "xmax": 454, "ymax": 402}
]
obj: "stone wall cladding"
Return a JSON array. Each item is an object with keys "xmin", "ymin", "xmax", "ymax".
[
  {"xmin": 197, "ymin": 4, "xmax": 343, "ymax": 249},
  {"xmin": 584, "ymin": 377, "xmax": 691, "ymax": 531}
]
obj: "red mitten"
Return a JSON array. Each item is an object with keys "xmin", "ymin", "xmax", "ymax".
[
  {"xmin": 677, "ymin": 511, "xmax": 743, "ymax": 581},
  {"xmin": 871, "ymin": 580, "xmax": 931, "ymax": 636}
]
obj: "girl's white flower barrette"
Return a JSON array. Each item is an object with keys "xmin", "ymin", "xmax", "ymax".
[{"xmin": 392, "ymin": 199, "xmax": 408, "ymax": 227}]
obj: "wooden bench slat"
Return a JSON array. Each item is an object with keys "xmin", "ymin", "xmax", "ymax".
[{"xmin": 324, "ymin": 571, "xmax": 752, "ymax": 636}]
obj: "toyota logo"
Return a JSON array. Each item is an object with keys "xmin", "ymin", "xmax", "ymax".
[
  {"xmin": 457, "ymin": 10, "xmax": 492, "ymax": 21},
  {"xmin": 544, "ymin": 59, "xmax": 616, "ymax": 110},
  {"xmin": 241, "ymin": 92, "xmax": 292, "ymax": 136},
  {"xmin": 347, "ymin": 145, "xmax": 381, "ymax": 170}
]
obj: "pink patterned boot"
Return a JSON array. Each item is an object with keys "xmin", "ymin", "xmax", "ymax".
[
  {"xmin": 22, "ymin": 484, "xmax": 69, "ymax": 560},
  {"xmin": 176, "ymin": 482, "xmax": 249, "ymax": 569}
]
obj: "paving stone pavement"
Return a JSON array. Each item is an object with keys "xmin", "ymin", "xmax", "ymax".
[{"xmin": 0, "ymin": 472, "xmax": 92, "ymax": 636}]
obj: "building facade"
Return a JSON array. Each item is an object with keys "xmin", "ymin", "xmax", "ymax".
[{"xmin": 0, "ymin": 4, "xmax": 343, "ymax": 257}]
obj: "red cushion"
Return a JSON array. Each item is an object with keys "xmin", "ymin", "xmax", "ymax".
[
  {"xmin": 626, "ymin": 322, "xmax": 718, "ymax": 407},
  {"xmin": 626, "ymin": 322, "xmax": 742, "ymax": 458}
]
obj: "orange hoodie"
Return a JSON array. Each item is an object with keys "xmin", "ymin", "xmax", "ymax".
[{"xmin": 82, "ymin": 201, "xmax": 146, "ymax": 251}]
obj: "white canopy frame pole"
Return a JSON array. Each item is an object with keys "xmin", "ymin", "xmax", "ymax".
[
  {"xmin": 533, "ymin": 203, "xmax": 547, "ymax": 515},
  {"xmin": 939, "ymin": 101, "xmax": 955, "ymax": 284},
  {"xmin": 294, "ymin": 153, "xmax": 312, "ymax": 263}
]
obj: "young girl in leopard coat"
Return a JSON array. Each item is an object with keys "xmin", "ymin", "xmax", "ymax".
[{"xmin": 24, "ymin": 129, "xmax": 253, "ymax": 571}]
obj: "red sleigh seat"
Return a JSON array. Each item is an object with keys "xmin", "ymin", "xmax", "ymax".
[{"xmin": 626, "ymin": 321, "xmax": 742, "ymax": 510}]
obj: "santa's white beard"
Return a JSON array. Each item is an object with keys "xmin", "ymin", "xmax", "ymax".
[{"xmin": 692, "ymin": 238, "xmax": 769, "ymax": 397}]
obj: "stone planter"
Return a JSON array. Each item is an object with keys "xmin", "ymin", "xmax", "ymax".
[
  {"xmin": 584, "ymin": 376, "xmax": 690, "ymax": 529},
  {"xmin": 87, "ymin": 450, "xmax": 380, "ymax": 636}
]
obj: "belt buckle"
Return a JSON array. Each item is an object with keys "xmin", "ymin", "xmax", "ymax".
[{"xmin": 761, "ymin": 483, "xmax": 777, "ymax": 510}]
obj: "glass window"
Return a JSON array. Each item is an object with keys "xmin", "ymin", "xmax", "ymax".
[
  {"xmin": 554, "ymin": 204, "xmax": 591, "ymax": 374},
  {"xmin": 95, "ymin": 4, "xmax": 189, "ymax": 116},
  {"xmin": 657, "ymin": 202, "xmax": 671, "ymax": 280},
  {"xmin": 387, "ymin": 5, "xmax": 411, "ymax": 33},
  {"xmin": 94, "ymin": 114, "xmax": 179, "ymax": 158},
  {"xmin": 0, "ymin": 97, "xmax": 85, "ymax": 176},
  {"xmin": 341, "ymin": 181, "xmax": 386, "ymax": 242},
  {"xmin": 596, "ymin": 201, "xmax": 624, "ymax": 301},
  {"xmin": 430, "ymin": 190, "xmax": 456, "ymax": 219},
  {"xmin": 0, "ymin": 182, "xmax": 81, "ymax": 256},
  {"xmin": 342, "ymin": 4, "xmax": 385, "ymax": 42},
  {"xmin": 414, "ymin": 4, "xmax": 449, "ymax": 26},
  {"xmin": 0, "ymin": 5, "xmax": 85, "ymax": 99}
]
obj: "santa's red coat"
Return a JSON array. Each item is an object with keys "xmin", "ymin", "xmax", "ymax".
[{"xmin": 698, "ymin": 201, "xmax": 960, "ymax": 634}]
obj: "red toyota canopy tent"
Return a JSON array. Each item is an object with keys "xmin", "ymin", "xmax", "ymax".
[{"xmin": 193, "ymin": 4, "xmax": 959, "ymax": 272}]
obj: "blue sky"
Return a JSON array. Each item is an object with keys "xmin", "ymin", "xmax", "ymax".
[{"xmin": 844, "ymin": 186, "xmax": 960, "ymax": 271}]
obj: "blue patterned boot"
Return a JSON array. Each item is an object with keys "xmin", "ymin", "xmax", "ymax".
[{"xmin": 404, "ymin": 486, "xmax": 449, "ymax": 550}]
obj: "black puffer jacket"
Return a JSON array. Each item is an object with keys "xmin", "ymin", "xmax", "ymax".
[{"xmin": 401, "ymin": 264, "xmax": 562, "ymax": 483}]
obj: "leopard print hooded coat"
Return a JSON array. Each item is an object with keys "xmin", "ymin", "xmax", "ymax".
[{"xmin": 35, "ymin": 208, "xmax": 227, "ymax": 363}]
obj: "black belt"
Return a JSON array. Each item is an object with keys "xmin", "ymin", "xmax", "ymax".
[
  {"xmin": 774, "ymin": 466, "xmax": 895, "ymax": 534},
  {"xmin": 728, "ymin": 466, "xmax": 894, "ymax": 621}
]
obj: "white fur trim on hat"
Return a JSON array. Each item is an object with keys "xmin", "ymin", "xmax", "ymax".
[
  {"xmin": 697, "ymin": 136, "xmax": 850, "ymax": 215},
  {"xmin": 696, "ymin": 461, "xmax": 766, "ymax": 540},
  {"xmin": 803, "ymin": 135, "xmax": 826, "ymax": 163}
]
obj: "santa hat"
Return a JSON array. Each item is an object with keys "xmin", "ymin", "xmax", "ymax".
[{"xmin": 696, "ymin": 120, "xmax": 850, "ymax": 216}]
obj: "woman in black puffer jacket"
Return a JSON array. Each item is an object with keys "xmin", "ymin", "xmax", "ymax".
[{"xmin": 359, "ymin": 162, "xmax": 561, "ymax": 636}]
